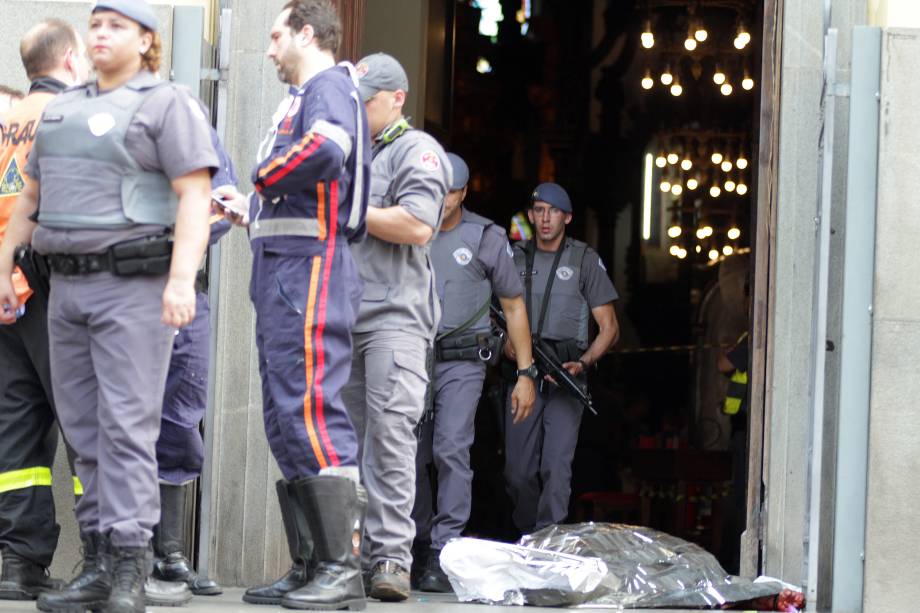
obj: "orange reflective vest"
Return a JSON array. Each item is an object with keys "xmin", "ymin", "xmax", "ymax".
[{"xmin": 1, "ymin": 91, "xmax": 56, "ymax": 305}]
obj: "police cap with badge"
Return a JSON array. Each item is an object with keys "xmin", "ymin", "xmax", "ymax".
[{"xmin": 531, "ymin": 182, "xmax": 572, "ymax": 214}]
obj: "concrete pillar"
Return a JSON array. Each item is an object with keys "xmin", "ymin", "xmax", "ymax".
[{"xmin": 862, "ymin": 27, "xmax": 920, "ymax": 613}]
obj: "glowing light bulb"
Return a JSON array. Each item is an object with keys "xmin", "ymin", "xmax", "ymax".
[
  {"xmin": 660, "ymin": 180, "xmax": 671, "ymax": 193},
  {"xmin": 696, "ymin": 227, "xmax": 707, "ymax": 240},
  {"xmin": 721, "ymin": 82, "xmax": 734, "ymax": 96},
  {"xmin": 686, "ymin": 177, "xmax": 699, "ymax": 190},
  {"xmin": 667, "ymin": 225, "xmax": 682, "ymax": 238},
  {"xmin": 710, "ymin": 185, "xmax": 721, "ymax": 198},
  {"xmin": 694, "ymin": 27, "xmax": 708, "ymax": 42},
  {"xmin": 670, "ymin": 83, "xmax": 683, "ymax": 96},
  {"xmin": 704, "ymin": 225, "xmax": 713, "ymax": 238},
  {"xmin": 695, "ymin": 244, "xmax": 702, "ymax": 253},
  {"xmin": 684, "ymin": 37, "xmax": 697, "ymax": 51},
  {"xmin": 723, "ymin": 245, "xmax": 734, "ymax": 256},
  {"xmin": 742, "ymin": 76, "xmax": 755, "ymax": 90},
  {"xmin": 667, "ymin": 153, "xmax": 679, "ymax": 165},
  {"xmin": 728, "ymin": 227, "xmax": 741, "ymax": 240},
  {"xmin": 660, "ymin": 70, "xmax": 673, "ymax": 86},
  {"xmin": 669, "ymin": 244, "xmax": 681, "ymax": 256},
  {"xmin": 736, "ymin": 157, "xmax": 749, "ymax": 170},
  {"xmin": 713, "ymin": 70, "xmax": 726, "ymax": 85},
  {"xmin": 671, "ymin": 183, "xmax": 683, "ymax": 196},
  {"xmin": 724, "ymin": 180, "xmax": 736, "ymax": 192},
  {"xmin": 711, "ymin": 152, "xmax": 723, "ymax": 164},
  {"xmin": 677, "ymin": 248, "xmax": 687, "ymax": 259},
  {"xmin": 721, "ymin": 160, "xmax": 733, "ymax": 172},
  {"xmin": 642, "ymin": 74, "xmax": 654, "ymax": 90},
  {"xmin": 736, "ymin": 183, "xmax": 748, "ymax": 195},
  {"xmin": 709, "ymin": 249, "xmax": 719, "ymax": 261},
  {"xmin": 680, "ymin": 158, "xmax": 692, "ymax": 171},
  {"xmin": 641, "ymin": 22, "xmax": 655, "ymax": 49},
  {"xmin": 655, "ymin": 155, "xmax": 666, "ymax": 168}
]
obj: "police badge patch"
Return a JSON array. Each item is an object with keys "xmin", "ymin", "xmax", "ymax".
[
  {"xmin": 556, "ymin": 266, "xmax": 574, "ymax": 281},
  {"xmin": 453, "ymin": 247, "xmax": 473, "ymax": 266},
  {"xmin": 420, "ymin": 151, "xmax": 441, "ymax": 171},
  {"xmin": 87, "ymin": 112, "xmax": 116, "ymax": 137},
  {"xmin": 0, "ymin": 156, "xmax": 25, "ymax": 196}
]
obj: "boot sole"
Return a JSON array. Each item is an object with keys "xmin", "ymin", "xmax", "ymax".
[
  {"xmin": 369, "ymin": 584, "xmax": 410, "ymax": 602},
  {"xmin": 242, "ymin": 593, "xmax": 284, "ymax": 605},
  {"xmin": 145, "ymin": 594, "xmax": 194, "ymax": 607},
  {"xmin": 36, "ymin": 600, "xmax": 107, "ymax": 613},
  {"xmin": 0, "ymin": 588, "xmax": 37, "ymax": 601},
  {"xmin": 281, "ymin": 597, "xmax": 366, "ymax": 610},
  {"xmin": 191, "ymin": 586, "xmax": 224, "ymax": 596}
]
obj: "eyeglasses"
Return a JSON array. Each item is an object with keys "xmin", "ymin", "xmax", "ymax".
[{"xmin": 531, "ymin": 205, "xmax": 564, "ymax": 218}]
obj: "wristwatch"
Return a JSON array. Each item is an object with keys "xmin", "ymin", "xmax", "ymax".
[{"xmin": 515, "ymin": 363, "xmax": 539, "ymax": 379}]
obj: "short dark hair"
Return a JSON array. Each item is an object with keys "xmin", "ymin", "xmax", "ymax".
[
  {"xmin": 0, "ymin": 85, "xmax": 25, "ymax": 101},
  {"xmin": 283, "ymin": 0, "xmax": 342, "ymax": 55},
  {"xmin": 20, "ymin": 19, "xmax": 79, "ymax": 80}
]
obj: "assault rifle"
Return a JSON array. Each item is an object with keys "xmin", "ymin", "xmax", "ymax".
[{"xmin": 490, "ymin": 304, "xmax": 596, "ymax": 415}]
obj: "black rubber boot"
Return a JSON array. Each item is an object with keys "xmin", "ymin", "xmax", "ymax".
[
  {"xmin": 281, "ymin": 475, "xmax": 366, "ymax": 610},
  {"xmin": 418, "ymin": 548, "xmax": 452, "ymax": 593},
  {"xmin": 0, "ymin": 550, "xmax": 60, "ymax": 600},
  {"xmin": 153, "ymin": 483, "xmax": 222, "ymax": 595},
  {"xmin": 36, "ymin": 532, "xmax": 112, "ymax": 612},
  {"xmin": 243, "ymin": 479, "xmax": 313, "ymax": 605},
  {"xmin": 106, "ymin": 543, "xmax": 150, "ymax": 613}
]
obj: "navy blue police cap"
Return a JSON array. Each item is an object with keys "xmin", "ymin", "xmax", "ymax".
[
  {"xmin": 93, "ymin": 0, "xmax": 158, "ymax": 32},
  {"xmin": 446, "ymin": 153, "xmax": 469, "ymax": 191},
  {"xmin": 531, "ymin": 182, "xmax": 572, "ymax": 213}
]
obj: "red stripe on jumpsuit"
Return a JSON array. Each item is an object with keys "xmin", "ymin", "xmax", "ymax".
[{"xmin": 312, "ymin": 180, "xmax": 341, "ymax": 466}]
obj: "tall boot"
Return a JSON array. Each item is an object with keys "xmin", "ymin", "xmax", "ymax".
[
  {"xmin": 107, "ymin": 543, "xmax": 151, "ymax": 613},
  {"xmin": 243, "ymin": 479, "xmax": 313, "ymax": 605},
  {"xmin": 282, "ymin": 475, "xmax": 366, "ymax": 611},
  {"xmin": 36, "ymin": 532, "xmax": 112, "ymax": 612},
  {"xmin": 0, "ymin": 550, "xmax": 61, "ymax": 600},
  {"xmin": 153, "ymin": 483, "xmax": 222, "ymax": 595}
]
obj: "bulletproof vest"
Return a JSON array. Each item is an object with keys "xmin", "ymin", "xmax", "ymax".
[
  {"xmin": 430, "ymin": 209, "xmax": 492, "ymax": 334},
  {"xmin": 32, "ymin": 79, "xmax": 178, "ymax": 230},
  {"xmin": 514, "ymin": 237, "xmax": 591, "ymax": 348}
]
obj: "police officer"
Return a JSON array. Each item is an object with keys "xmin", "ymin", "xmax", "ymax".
[
  {"xmin": 0, "ymin": 1, "xmax": 218, "ymax": 611},
  {"xmin": 504, "ymin": 183, "xmax": 620, "ymax": 534},
  {"xmin": 218, "ymin": 1, "xmax": 370, "ymax": 609},
  {"xmin": 0, "ymin": 19, "xmax": 87, "ymax": 602},
  {"xmin": 150, "ymin": 128, "xmax": 237, "ymax": 598},
  {"xmin": 411, "ymin": 153, "xmax": 536, "ymax": 592},
  {"xmin": 344, "ymin": 52, "xmax": 450, "ymax": 602}
]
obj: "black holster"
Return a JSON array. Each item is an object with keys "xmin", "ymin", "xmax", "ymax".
[
  {"xmin": 109, "ymin": 234, "xmax": 173, "ymax": 276},
  {"xmin": 436, "ymin": 331, "xmax": 501, "ymax": 364},
  {"xmin": 14, "ymin": 246, "xmax": 50, "ymax": 296}
]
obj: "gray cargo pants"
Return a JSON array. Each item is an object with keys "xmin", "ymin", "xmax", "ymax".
[
  {"xmin": 343, "ymin": 330, "xmax": 430, "ymax": 571},
  {"xmin": 412, "ymin": 359, "xmax": 486, "ymax": 549},
  {"xmin": 503, "ymin": 386, "xmax": 583, "ymax": 534},
  {"xmin": 47, "ymin": 272, "xmax": 173, "ymax": 546}
]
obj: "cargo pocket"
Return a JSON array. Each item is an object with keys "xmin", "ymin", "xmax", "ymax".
[{"xmin": 384, "ymin": 349, "xmax": 430, "ymax": 423}]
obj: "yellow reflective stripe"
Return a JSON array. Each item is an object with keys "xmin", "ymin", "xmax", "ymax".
[
  {"xmin": 73, "ymin": 477, "xmax": 84, "ymax": 496},
  {"xmin": 0, "ymin": 467, "xmax": 53, "ymax": 493},
  {"xmin": 723, "ymin": 397, "xmax": 742, "ymax": 415},
  {"xmin": 731, "ymin": 370, "xmax": 748, "ymax": 384}
]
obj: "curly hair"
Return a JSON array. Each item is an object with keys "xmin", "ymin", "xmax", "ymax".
[{"xmin": 140, "ymin": 30, "xmax": 162, "ymax": 73}]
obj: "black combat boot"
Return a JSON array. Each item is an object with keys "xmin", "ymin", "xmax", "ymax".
[
  {"xmin": 107, "ymin": 543, "xmax": 150, "ymax": 613},
  {"xmin": 243, "ymin": 479, "xmax": 313, "ymax": 605},
  {"xmin": 418, "ymin": 548, "xmax": 452, "ymax": 593},
  {"xmin": 153, "ymin": 483, "xmax": 222, "ymax": 595},
  {"xmin": 36, "ymin": 532, "xmax": 112, "ymax": 612},
  {"xmin": 281, "ymin": 475, "xmax": 366, "ymax": 610},
  {"xmin": 143, "ymin": 576, "xmax": 192, "ymax": 607},
  {"xmin": 0, "ymin": 550, "xmax": 60, "ymax": 600}
]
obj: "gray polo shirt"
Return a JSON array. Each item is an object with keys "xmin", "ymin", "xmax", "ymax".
[
  {"xmin": 29, "ymin": 71, "xmax": 218, "ymax": 254},
  {"xmin": 350, "ymin": 127, "xmax": 450, "ymax": 339}
]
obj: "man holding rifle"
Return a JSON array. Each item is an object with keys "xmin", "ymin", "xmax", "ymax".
[{"xmin": 503, "ymin": 182, "xmax": 620, "ymax": 535}]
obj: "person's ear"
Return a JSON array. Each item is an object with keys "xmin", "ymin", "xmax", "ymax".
[
  {"xmin": 527, "ymin": 209, "xmax": 535, "ymax": 226},
  {"xmin": 564, "ymin": 213, "xmax": 573, "ymax": 225},
  {"xmin": 392, "ymin": 89, "xmax": 406, "ymax": 111}
]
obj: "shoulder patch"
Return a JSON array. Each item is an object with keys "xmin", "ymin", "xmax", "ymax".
[
  {"xmin": 419, "ymin": 150, "xmax": 441, "ymax": 172},
  {"xmin": 0, "ymin": 157, "xmax": 26, "ymax": 196}
]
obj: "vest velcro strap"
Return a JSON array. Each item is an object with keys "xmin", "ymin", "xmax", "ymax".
[
  {"xmin": 73, "ymin": 476, "xmax": 84, "ymax": 496},
  {"xmin": 250, "ymin": 217, "xmax": 321, "ymax": 240},
  {"xmin": 0, "ymin": 466, "xmax": 53, "ymax": 493},
  {"xmin": 311, "ymin": 119, "xmax": 353, "ymax": 160}
]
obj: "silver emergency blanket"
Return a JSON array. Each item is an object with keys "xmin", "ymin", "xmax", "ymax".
[{"xmin": 440, "ymin": 523, "xmax": 792, "ymax": 608}]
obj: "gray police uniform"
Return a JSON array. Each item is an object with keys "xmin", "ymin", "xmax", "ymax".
[
  {"xmin": 412, "ymin": 208, "xmax": 522, "ymax": 550},
  {"xmin": 342, "ymin": 123, "xmax": 449, "ymax": 571},
  {"xmin": 504, "ymin": 237, "xmax": 617, "ymax": 533},
  {"xmin": 26, "ymin": 71, "xmax": 218, "ymax": 547}
]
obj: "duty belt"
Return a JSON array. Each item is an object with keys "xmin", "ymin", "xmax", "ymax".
[{"xmin": 46, "ymin": 252, "xmax": 113, "ymax": 275}]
